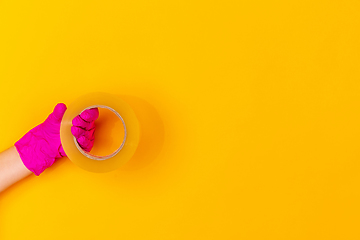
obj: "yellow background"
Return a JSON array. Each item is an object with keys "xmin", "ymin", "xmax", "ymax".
[{"xmin": 0, "ymin": 0, "xmax": 360, "ymax": 239}]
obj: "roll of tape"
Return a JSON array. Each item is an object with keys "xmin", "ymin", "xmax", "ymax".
[{"xmin": 60, "ymin": 92, "xmax": 140, "ymax": 173}]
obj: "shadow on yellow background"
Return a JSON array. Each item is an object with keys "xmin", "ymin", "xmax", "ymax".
[{"xmin": 120, "ymin": 95, "xmax": 165, "ymax": 171}]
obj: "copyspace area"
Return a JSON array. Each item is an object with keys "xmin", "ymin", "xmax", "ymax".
[{"xmin": 1, "ymin": 1, "xmax": 360, "ymax": 239}]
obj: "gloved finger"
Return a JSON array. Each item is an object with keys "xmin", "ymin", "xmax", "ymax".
[
  {"xmin": 80, "ymin": 108, "xmax": 99, "ymax": 122},
  {"xmin": 72, "ymin": 115, "xmax": 88, "ymax": 129},
  {"xmin": 71, "ymin": 126, "xmax": 95, "ymax": 139},
  {"xmin": 72, "ymin": 126, "xmax": 95, "ymax": 138},
  {"xmin": 84, "ymin": 139, "xmax": 95, "ymax": 152},
  {"xmin": 71, "ymin": 126, "xmax": 86, "ymax": 139},
  {"xmin": 72, "ymin": 116, "xmax": 95, "ymax": 130},
  {"xmin": 87, "ymin": 128, "xmax": 95, "ymax": 138},
  {"xmin": 77, "ymin": 135, "xmax": 94, "ymax": 152}
]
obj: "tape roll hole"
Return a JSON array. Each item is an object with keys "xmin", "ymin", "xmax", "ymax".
[{"xmin": 74, "ymin": 105, "xmax": 126, "ymax": 161}]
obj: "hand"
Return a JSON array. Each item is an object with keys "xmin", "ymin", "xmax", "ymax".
[{"xmin": 14, "ymin": 103, "xmax": 99, "ymax": 176}]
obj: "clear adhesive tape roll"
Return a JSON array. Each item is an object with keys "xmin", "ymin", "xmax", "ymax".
[{"xmin": 60, "ymin": 92, "xmax": 140, "ymax": 173}]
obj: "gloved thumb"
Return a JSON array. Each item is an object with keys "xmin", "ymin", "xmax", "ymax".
[{"xmin": 51, "ymin": 103, "xmax": 67, "ymax": 123}]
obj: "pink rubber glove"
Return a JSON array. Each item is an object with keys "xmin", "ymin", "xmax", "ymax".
[{"xmin": 14, "ymin": 103, "xmax": 99, "ymax": 176}]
